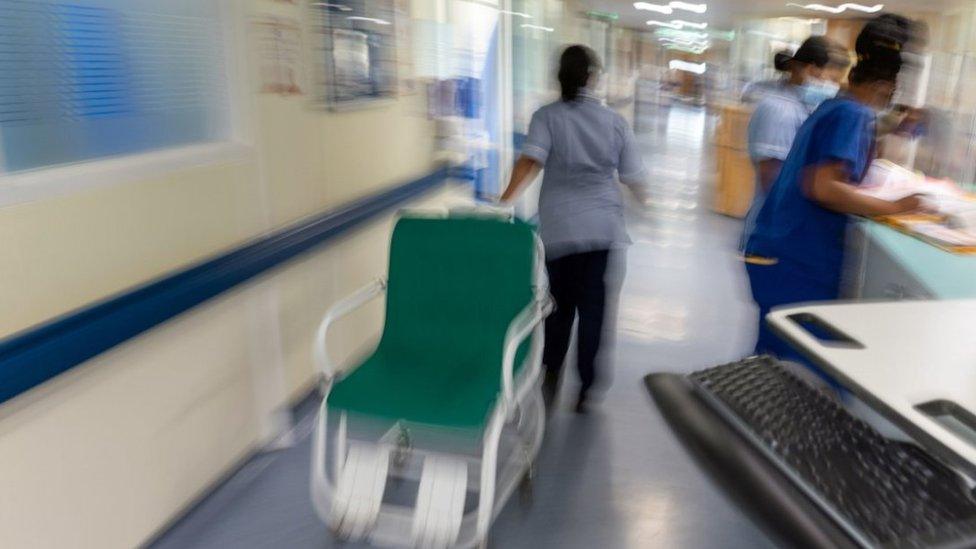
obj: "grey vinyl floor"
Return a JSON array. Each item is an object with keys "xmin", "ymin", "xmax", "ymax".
[{"xmin": 150, "ymin": 105, "xmax": 776, "ymax": 549}]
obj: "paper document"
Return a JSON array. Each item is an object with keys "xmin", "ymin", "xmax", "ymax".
[
  {"xmin": 905, "ymin": 223, "xmax": 976, "ymax": 247},
  {"xmin": 859, "ymin": 160, "xmax": 976, "ymax": 234}
]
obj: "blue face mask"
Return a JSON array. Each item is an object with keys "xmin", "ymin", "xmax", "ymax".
[{"xmin": 800, "ymin": 79, "xmax": 840, "ymax": 111}]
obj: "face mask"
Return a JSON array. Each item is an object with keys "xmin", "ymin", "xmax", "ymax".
[{"xmin": 800, "ymin": 78, "xmax": 840, "ymax": 111}]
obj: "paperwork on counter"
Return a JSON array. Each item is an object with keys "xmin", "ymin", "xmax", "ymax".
[{"xmin": 858, "ymin": 160, "xmax": 976, "ymax": 251}]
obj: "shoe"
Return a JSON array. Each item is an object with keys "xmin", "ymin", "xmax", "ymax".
[
  {"xmin": 574, "ymin": 392, "xmax": 590, "ymax": 414},
  {"xmin": 542, "ymin": 369, "xmax": 560, "ymax": 410}
]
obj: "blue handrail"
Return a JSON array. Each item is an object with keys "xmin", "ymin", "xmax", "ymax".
[{"xmin": 0, "ymin": 166, "xmax": 450, "ymax": 405}]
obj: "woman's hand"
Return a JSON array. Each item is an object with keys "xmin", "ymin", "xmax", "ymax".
[{"xmin": 890, "ymin": 193, "xmax": 936, "ymax": 214}]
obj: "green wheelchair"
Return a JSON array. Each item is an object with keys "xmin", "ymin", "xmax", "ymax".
[{"xmin": 310, "ymin": 210, "xmax": 552, "ymax": 548}]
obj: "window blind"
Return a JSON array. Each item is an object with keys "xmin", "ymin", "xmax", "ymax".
[{"xmin": 0, "ymin": 0, "xmax": 228, "ymax": 172}]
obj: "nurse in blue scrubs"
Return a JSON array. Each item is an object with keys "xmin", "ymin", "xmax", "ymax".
[{"xmin": 743, "ymin": 15, "xmax": 927, "ymax": 359}]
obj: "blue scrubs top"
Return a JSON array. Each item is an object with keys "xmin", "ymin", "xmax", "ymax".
[{"xmin": 745, "ymin": 96, "xmax": 876, "ymax": 285}]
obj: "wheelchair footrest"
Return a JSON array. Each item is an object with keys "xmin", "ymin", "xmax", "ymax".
[
  {"xmin": 412, "ymin": 455, "xmax": 468, "ymax": 548},
  {"xmin": 331, "ymin": 442, "xmax": 391, "ymax": 541}
]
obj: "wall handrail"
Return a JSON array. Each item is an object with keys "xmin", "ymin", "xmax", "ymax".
[{"xmin": 0, "ymin": 166, "xmax": 450, "ymax": 406}]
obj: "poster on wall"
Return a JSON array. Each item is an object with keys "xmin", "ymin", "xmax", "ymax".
[
  {"xmin": 312, "ymin": 0, "xmax": 398, "ymax": 108},
  {"xmin": 332, "ymin": 29, "xmax": 373, "ymax": 99},
  {"xmin": 252, "ymin": 15, "xmax": 306, "ymax": 96}
]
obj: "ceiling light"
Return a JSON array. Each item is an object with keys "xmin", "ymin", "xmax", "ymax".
[
  {"xmin": 669, "ymin": 60, "xmax": 707, "ymax": 74},
  {"xmin": 668, "ymin": 44, "xmax": 709, "ymax": 54},
  {"xmin": 777, "ymin": 16, "xmax": 824, "ymax": 22},
  {"xmin": 655, "ymin": 29, "xmax": 710, "ymax": 39},
  {"xmin": 521, "ymin": 24, "xmax": 554, "ymax": 32},
  {"xmin": 500, "ymin": 9, "xmax": 532, "ymax": 19},
  {"xmin": 634, "ymin": 2, "xmax": 673, "ymax": 14},
  {"xmin": 658, "ymin": 35, "xmax": 710, "ymax": 46},
  {"xmin": 347, "ymin": 16, "xmax": 391, "ymax": 25},
  {"xmin": 634, "ymin": 1, "xmax": 707, "ymax": 13},
  {"xmin": 658, "ymin": 36, "xmax": 690, "ymax": 43},
  {"xmin": 313, "ymin": 2, "xmax": 352, "ymax": 10},
  {"xmin": 669, "ymin": 1, "xmax": 707, "ymax": 13},
  {"xmin": 647, "ymin": 19, "xmax": 707, "ymax": 30},
  {"xmin": 786, "ymin": 3, "xmax": 883, "ymax": 13}
]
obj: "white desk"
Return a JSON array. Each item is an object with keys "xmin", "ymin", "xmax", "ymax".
[{"xmin": 768, "ymin": 300, "xmax": 976, "ymax": 475}]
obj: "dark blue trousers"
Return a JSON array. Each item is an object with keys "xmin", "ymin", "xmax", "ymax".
[{"xmin": 745, "ymin": 259, "xmax": 842, "ymax": 384}]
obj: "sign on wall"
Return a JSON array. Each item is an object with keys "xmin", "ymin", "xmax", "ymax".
[
  {"xmin": 252, "ymin": 15, "xmax": 306, "ymax": 96},
  {"xmin": 311, "ymin": 0, "xmax": 398, "ymax": 108}
]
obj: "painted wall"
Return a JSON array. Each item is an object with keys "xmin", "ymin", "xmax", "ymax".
[
  {"xmin": 0, "ymin": 185, "xmax": 463, "ymax": 549},
  {"xmin": 0, "ymin": 1, "xmax": 449, "ymax": 547}
]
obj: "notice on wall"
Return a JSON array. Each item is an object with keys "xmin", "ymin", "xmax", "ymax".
[{"xmin": 252, "ymin": 15, "xmax": 305, "ymax": 96}]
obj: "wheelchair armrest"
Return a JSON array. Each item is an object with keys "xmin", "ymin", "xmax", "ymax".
[
  {"xmin": 501, "ymin": 295, "xmax": 553, "ymax": 412},
  {"xmin": 313, "ymin": 278, "xmax": 387, "ymax": 383}
]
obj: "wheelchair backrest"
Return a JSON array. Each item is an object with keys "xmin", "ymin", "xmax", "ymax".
[{"xmin": 378, "ymin": 215, "xmax": 537, "ymax": 377}]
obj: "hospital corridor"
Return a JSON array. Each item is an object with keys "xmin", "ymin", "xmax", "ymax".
[
  {"xmin": 149, "ymin": 107, "xmax": 771, "ymax": 549},
  {"xmin": 4, "ymin": 2, "xmax": 976, "ymax": 549}
]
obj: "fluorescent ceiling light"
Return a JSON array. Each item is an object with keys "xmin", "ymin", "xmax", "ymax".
[
  {"xmin": 777, "ymin": 16, "xmax": 824, "ymax": 23},
  {"xmin": 521, "ymin": 24, "xmax": 554, "ymax": 32},
  {"xmin": 500, "ymin": 9, "xmax": 533, "ymax": 19},
  {"xmin": 668, "ymin": 44, "xmax": 709, "ymax": 54},
  {"xmin": 786, "ymin": 3, "xmax": 883, "ymax": 13},
  {"xmin": 635, "ymin": 3, "xmax": 673, "ymax": 14},
  {"xmin": 670, "ymin": 1, "xmax": 707, "ymax": 13},
  {"xmin": 647, "ymin": 19, "xmax": 707, "ymax": 30},
  {"xmin": 669, "ymin": 60, "xmax": 707, "ymax": 74},
  {"xmin": 663, "ymin": 42, "xmax": 711, "ymax": 51},
  {"xmin": 634, "ymin": 1, "xmax": 707, "ymax": 14},
  {"xmin": 656, "ymin": 29, "xmax": 710, "ymax": 39},
  {"xmin": 347, "ymin": 16, "xmax": 391, "ymax": 25},
  {"xmin": 658, "ymin": 36, "xmax": 710, "ymax": 46},
  {"xmin": 313, "ymin": 2, "xmax": 353, "ymax": 10}
]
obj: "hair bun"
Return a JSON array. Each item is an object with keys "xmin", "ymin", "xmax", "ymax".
[
  {"xmin": 850, "ymin": 14, "xmax": 913, "ymax": 84},
  {"xmin": 856, "ymin": 14, "xmax": 911, "ymax": 57},
  {"xmin": 773, "ymin": 50, "xmax": 792, "ymax": 72},
  {"xmin": 558, "ymin": 45, "xmax": 601, "ymax": 102}
]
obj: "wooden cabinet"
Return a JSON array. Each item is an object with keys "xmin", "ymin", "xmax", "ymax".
[{"xmin": 713, "ymin": 104, "xmax": 756, "ymax": 218}]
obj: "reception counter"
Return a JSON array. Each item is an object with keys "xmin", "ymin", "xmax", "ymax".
[{"xmin": 847, "ymin": 219, "xmax": 976, "ymax": 300}]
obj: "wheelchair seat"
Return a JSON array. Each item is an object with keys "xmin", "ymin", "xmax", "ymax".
[{"xmin": 311, "ymin": 212, "xmax": 550, "ymax": 547}]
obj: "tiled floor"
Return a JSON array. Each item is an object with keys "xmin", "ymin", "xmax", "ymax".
[{"xmin": 150, "ymin": 105, "xmax": 775, "ymax": 549}]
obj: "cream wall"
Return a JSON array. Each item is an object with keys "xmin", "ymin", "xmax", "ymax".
[
  {"xmin": 0, "ymin": 155, "xmax": 266, "ymax": 337},
  {"xmin": 257, "ymin": 92, "xmax": 437, "ymax": 226},
  {"xmin": 251, "ymin": 0, "xmax": 437, "ymax": 227},
  {"xmin": 0, "ymin": 0, "xmax": 451, "ymax": 547},
  {"xmin": 0, "ymin": 185, "xmax": 463, "ymax": 549}
]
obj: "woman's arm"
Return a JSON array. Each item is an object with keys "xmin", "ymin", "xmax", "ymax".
[
  {"xmin": 499, "ymin": 155, "xmax": 542, "ymax": 203},
  {"xmin": 804, "ymin": 161, "xmax": 924, "ymax": 216}
]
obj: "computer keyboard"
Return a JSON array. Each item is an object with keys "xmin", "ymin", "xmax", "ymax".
[{"xmin": 691, "ymin": 356, "xmax": 976, "ymax": 548}]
